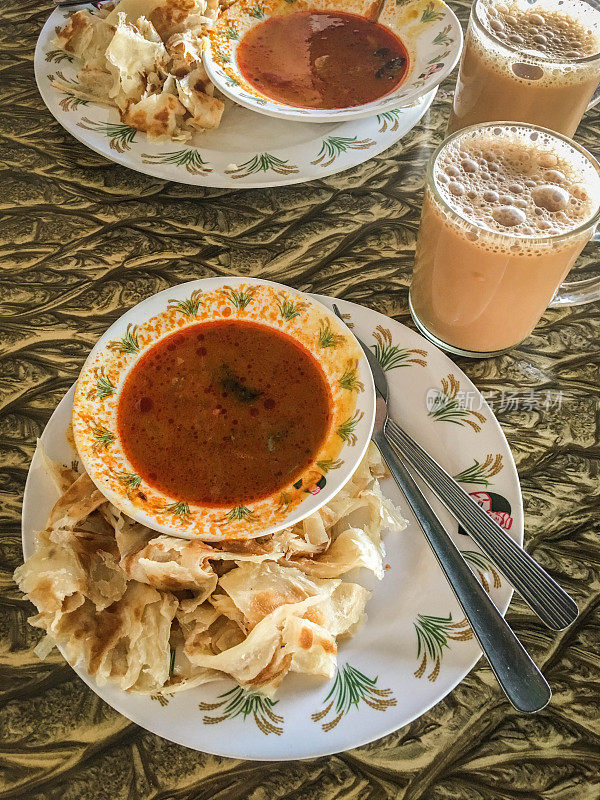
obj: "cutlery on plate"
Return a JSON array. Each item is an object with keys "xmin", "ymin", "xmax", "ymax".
[
  {"xmin": 384, "ymin": 418, "xmax": 578, "ymax": 630},
  {"xmin": 53, "ymin": 1, "xmax": 101, "ymax": 7},
  {"xmin": 333, "ymin": 304, "xmax": 551, "ymax": 713},
  {"xmin": 333, "ymin": 307, "xmax": 577, "ymax": 632}
]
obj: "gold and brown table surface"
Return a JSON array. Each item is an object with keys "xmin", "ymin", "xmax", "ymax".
[{"xmin": 2, "ymin": 1, "xmax": 599, "ymax": 797}]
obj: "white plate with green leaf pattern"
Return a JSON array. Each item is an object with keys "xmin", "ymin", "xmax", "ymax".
[
  {"xmin": 21, "ymin": 293, "xmax": 523, "ymax": 760},
  {"xmin": 34, "ymin": 6, "xmax": 437, "ymax": 188}
]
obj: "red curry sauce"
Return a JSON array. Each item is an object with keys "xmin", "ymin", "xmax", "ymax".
[
  {"xmin": 237, "ymin": 11, "xmax": 409, "ymax": 110},
  {"xmin": 117, "ymin": 320, "xmax": 332, "ymax": 506}
]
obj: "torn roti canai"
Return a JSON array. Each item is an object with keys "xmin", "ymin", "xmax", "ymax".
[
  {"xmin": 53, "ymin": 0, "xmax": 226, "ymax": 141},
  {"xmin": 15, "ymin": 442, "xmax": 406, "ymax": 697}
]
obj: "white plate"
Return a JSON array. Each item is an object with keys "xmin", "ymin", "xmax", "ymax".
[
  {"xmin": 34, "ymin": 6, "xmax": 437, "ymax": 188},
  {"xmin": 21, "ymin": 296, "xmax": 522, "ymax": 760}
]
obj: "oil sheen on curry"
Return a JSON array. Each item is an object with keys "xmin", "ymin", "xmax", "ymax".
[
  {"xmin": 117, "ymin": 320, "xmax": 332, "ymax": 507},
  {"xmin": 237, "ymin": 11, "xmax": 410, "ymax": 109}
]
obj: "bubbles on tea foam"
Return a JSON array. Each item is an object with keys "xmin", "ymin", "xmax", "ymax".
[
  {"xmin": 476, "ymin": 0, "xmax": 600, "ymax": 91},
  {"xmin": 511, "ymin": 63, "xmax": 544, "ymax": 80},
  {"xmin": 448, "ymin": 181, "xmax": 465, "ymax": 196},
  {"xmin": 480, "ymin": 0, "xmax": 600, "ymax": 61},
  {"xmin": 531, "ymin": 184, "xmax": 570, "ymax": 211},
  {"xmin": 433, "ymin": 125, "xmax": 598, "ymax": 245},
  {"xmin": 493, "ymin": 205, "xmax": 526, "ymax": 226}
]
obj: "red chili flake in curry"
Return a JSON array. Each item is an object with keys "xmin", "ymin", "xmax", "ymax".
[
  {"xmin": 237, "ymin": 11, "xmax": 409, "ymax": 110},
  {"xmin": 117, "ymin": 320, "xmax": 332, "ymax": 507}
]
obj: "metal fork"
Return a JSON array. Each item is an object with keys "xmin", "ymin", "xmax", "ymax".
[
  {"xmin": 52, "ymin": 1, "xmax": 102, "ymax": 8},
  {"xmin": 333, "ymin": 304, "xmax": 551, "ymax": 712},
  {"xmin": 332, "ymin": 307, "xmax": 578, "ymax": 632}
]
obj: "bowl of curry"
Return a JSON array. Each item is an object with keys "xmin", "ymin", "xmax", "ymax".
[
  {"xmin": 204, "ymin": 0, "xmax": 462, "ymax": 122},
  {"xmin": 72, "ymin": 278, "xmax": 375, "ymax": 541}
]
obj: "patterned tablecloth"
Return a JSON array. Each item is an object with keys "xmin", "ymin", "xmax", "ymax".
[{"xmin": 2, "ymin": 0, "xmax": 599, "ymax": 797}]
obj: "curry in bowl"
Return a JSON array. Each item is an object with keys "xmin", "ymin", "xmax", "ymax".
[
  {"xmin": 118, "ymin": 318, "xmax": 332, "ymax": 507},
  {"xmin": 72, "ymin": 278, "xmax": 375, "ymax": 540},
  {"xmin": 237, "ymin": 10, "xmax": 410, "ymax": 110},
  {"xmin": 205, "ymin": 0, "xmax": 462, "ymax": 122}
]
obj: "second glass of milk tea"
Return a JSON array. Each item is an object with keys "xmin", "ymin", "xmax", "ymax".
[
  {"xmin": 447, "ymin": 0, "xmax": 600, "ymax": 136},
  {"xmin": 409, "ymin": 123, "xmax": 600, "ymax": 357}
]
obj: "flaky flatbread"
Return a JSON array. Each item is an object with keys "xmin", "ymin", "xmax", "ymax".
[
  {"xmin": 16, "ymin": 442, "xmax": 406, "ymax": 696},
  {"xmin": 54, "ymin": 0, "xmax": 226, "ymax": 142}
]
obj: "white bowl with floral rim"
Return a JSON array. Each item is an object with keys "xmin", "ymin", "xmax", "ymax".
[
  {"xmin": 203, "ymin": 0, "xmax": 462, "ymax": 122},
  {"xmin": 72, "ymin": 278, "xmax": 375, "ymax": 541}
]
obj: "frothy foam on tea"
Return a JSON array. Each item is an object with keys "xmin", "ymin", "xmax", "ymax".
[
  {"xmin": 480, "ymin": 0, "xmax": 600, "ymax": 61},
  {"xmin": 434, "ymin": 126, "xmax": 600, "ymax": 247},
  {"xmin": 412, "ymin": 124, "xmax": 600, "ymax": 354}
]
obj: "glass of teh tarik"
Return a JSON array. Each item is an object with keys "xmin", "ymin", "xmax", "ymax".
[
  {"xmin": 409, "ymin": 123, "xmax": 600, "ymax": 357},
  {"xmin": 447, "ymin": 0, "xmax": 600, "ymax": 137}
]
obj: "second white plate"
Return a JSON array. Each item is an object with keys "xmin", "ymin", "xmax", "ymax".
[{"xmin": 35, "ymin": 6, "xmax": 437, "ymax": 188}]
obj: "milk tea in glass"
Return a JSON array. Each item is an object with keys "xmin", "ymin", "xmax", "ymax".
[
  {"xmin": 409, "ymin": 124, "xmax": 600, "ymax": 357},
  {"xmin": 447, "ymin": 0, "xmax": 600, "ymax": 137}
]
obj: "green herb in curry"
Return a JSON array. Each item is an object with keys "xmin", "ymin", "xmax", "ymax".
[{"xmin": 218, "ymin": 364, "xmax": 262, "ymax": 403}]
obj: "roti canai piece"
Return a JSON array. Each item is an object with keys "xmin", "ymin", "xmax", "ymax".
[
  {"xmin": 53, "ymin": 0, "xmax": 233, "ymax": 140},
  {"xmin": 15, "ymin": 442, "xmax": 406, "ymax": 697}
]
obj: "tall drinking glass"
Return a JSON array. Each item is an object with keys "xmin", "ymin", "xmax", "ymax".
[
  {"xmin": 447, "ymin": 0, "xmax": 600, "ymax": 136},
  {"xmin": 409, "ymin": 123, "xmax": 600, "ymax": 357}
]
